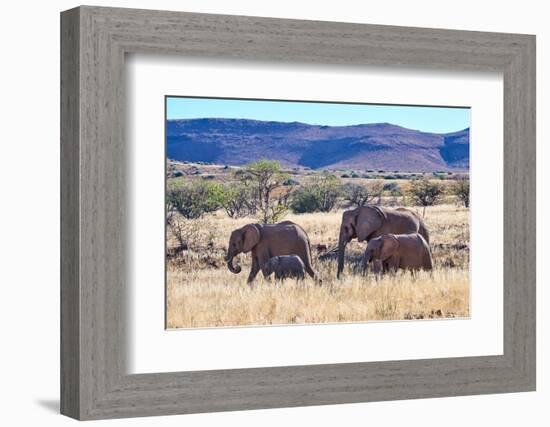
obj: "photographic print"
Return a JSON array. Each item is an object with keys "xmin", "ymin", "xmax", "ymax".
[{"xmin": 165, "ymin": 97, "xmax": 470, "ymax": 329}]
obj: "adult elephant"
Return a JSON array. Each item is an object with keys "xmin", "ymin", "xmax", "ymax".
[
  {"xmin": 226, "ymin": 221, "xmax": 316, "ymax": 284},
  {"xmin": 336, "ymin": 205, "xmax": 429, "ymax": 278}
]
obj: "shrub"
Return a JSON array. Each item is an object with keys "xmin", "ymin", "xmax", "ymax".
[
  {"xmin": 167, "ymin": 216, "xmax": 210, "ymax": 253},
  {"xmin": 450, "ymin": 175, "xmax": 470, "ymax": 207},
  {"xmin": 407, "ymin": 178, "xmax": 445, "ymax": 216},
  {"xmin": 290, "ymin": 175, "xmax": 341, "ymax": 213},
  {"xmin": 166, "ymin": 181, "xmax": 225, "ymax": 219},
  {"xmin": 220, "ymin": 184, "xmax": 255, "ymax": 218},
  {"xmin": 384, "ymin": 181, "xmax": 403, "ymax": 197},
  {"xmin": 283, "ymin": 178, "xmax": 300, "ymax": 186},
  {"xmin": 290, "ymin": 188, "xmax": 320, "ymax": 213},
  {"xmin": 342, "ymin": 181, "xmax": 384, "ymax": 207}
]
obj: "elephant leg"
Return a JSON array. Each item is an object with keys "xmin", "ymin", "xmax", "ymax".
[
  {"xmin": 371, "ymin": 260, "xmax": 383, "ymax": 275},
  {"xmin": 372, "ymin": 259, "xmax": 383, "ymax": 274},
  {"xmin": 260, "ymin": 262, "xmax": 271, "ymax": 280},
  {"xmin": 361, "ymin": 254, "xmax": 369, "ymax": 274},
  {"xmin": 256, "ymin": 248, "xmax": 271, "ymax": 280},
  {"xmin": 247, "ymin": 257, "xmax": 260, "ymax": 285},
  {"xmin": 385, "ymin": 256, "xmax": 400, "ymax": 273},
  {"xmin": 304, "ymin": 264, "xmax": 316, "ymax": 280}
]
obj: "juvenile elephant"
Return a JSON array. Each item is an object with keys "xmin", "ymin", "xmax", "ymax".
[
  {"xmin": 225, "ymin": 221, "xmax": 316, "ymax": 284},
  {"xmin": 337, "ymin": 205, "xmax": 430, "ymax": 278},
  {"xmin": 264, "ymin": 255, "xmax": 306, "ymax": 280},
  {"xmin": 363, "ymin": 233, "xmax": 433, "ymax": 272}
]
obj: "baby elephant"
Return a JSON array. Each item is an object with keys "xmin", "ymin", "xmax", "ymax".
[
  {"xmin": 264, "ymin": 255, "xmax": 306, "ymax": 280},
  {"xmin": 363, "ymin": 233, "xmax": 433, "ymax": 273}
]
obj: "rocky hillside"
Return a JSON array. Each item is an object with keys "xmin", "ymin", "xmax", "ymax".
[{"xmin": 167, "ymin": 118, "xmax": 469, "ymax": 172}]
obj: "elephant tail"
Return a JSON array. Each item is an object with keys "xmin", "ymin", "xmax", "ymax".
[
  {"xmin": 294, "ymin": 224, "xmax": 316, "ymax": 280},
  {"xmin": 304, "ymin": 233, "xmax": 314, "ymax": 265},
  {"xmin": 418, "ymin": 220, "xmax": 430, "ymax": 245},
  {"xmin": 291, "ymin": 223, "xmax": 313, "ymax": 259},
  {"xmin": 406, "ymin": 208, "xmax": 430, "ymax": 244}
]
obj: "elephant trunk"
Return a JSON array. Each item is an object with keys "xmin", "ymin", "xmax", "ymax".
[
  {"xmin": 337, "ymin": 229, "xmax": 347, "ymax": 279},
  {"xmin": 226, "ymin": 254, "xmax": 242, "ymax": 274}
]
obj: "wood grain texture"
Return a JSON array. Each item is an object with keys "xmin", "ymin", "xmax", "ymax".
[
  {"xmin": 60, "ymin": 7, "xmax": 80, "ymax": 419},
  {"xmin": 60, "ymin": 6, "xmax": 536, "ymax": 420}
]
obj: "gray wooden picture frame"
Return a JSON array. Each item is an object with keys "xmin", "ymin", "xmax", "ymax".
[{"xmin": 60, "ymin": 5, "xmax": 536, "ymax": 420}]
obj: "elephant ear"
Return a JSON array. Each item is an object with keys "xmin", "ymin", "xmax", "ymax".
[
  {"xmin": 380, "ymin": 234, "xmax": 399, "ymax": 260},
  {"xmin": 355, "ymin": 206, "xmax": 387, "ymax": 242},
  {"xmin": 241, "ymin": 224, "xmax": 261, "ymax": 253}
]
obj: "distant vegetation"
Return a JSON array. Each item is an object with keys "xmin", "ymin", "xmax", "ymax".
[{"xmin": 167, "ymin": 159, "xmax": 470, "ymax": 253}]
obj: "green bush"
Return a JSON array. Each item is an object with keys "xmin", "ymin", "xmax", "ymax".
[
  {"xmin": 290, "ymin": 188, "xmax": 320, "ymax": 213},
  {"xmin": 219, "ymin": 184, "xmax": 255, "ymax": 218},
  {"xmin": 383, "ymin": 181, "xmax": 400, "ymax": 193},
  {"xmin": 283, "ymin": 178, "xmax": 300, "ymax": 186},
  {"xmin": 290, "ymin": 175, "xmax": 341, "ymax": 213},
  {"xmin": 166, "ymin": 181, "xmax": 225, "ymax": 219}
]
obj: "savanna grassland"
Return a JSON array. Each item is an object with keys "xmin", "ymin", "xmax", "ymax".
[{"xmin": 166, "ymin": 161, "xmax": 470, "ymax": 329}]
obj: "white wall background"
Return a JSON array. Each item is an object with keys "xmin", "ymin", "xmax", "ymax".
[{"xmin": 0, "ymin": 0, "xmax": 546, "ymax": 425}]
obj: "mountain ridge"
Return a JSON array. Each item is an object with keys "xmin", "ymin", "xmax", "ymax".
[{"xmin": 167, "ymin": 118, "xmax": 469, "ymax": 172}]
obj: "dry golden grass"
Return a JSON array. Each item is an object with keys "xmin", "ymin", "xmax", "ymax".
[{"xmin": 166, "ymin": 204, "xmax": 469, "ymax": 329}]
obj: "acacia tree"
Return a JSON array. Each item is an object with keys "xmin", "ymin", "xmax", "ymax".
[
  {"xmin": 407, "ymin": 178, "xmax": 444, "ymax": 217},
  {"xmin": 451, "ymin": 175, "xmax": 470, "ymax": 208},
  {"xmin": 239, "ymin": 159, "xmax": 291, "ymax": 223}
]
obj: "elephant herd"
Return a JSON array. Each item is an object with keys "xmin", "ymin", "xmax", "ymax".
[{"xmin": 225, "ymin": 205, "xmax": 433, "ymax": 285}]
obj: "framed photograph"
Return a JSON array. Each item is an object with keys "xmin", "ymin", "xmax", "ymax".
[
  {"xmin": 164, "ymin": 97, "xmax": 471, "ymax": 329},
  {"xmin": 61, "ymin": 6, "xmax": 536, "ymax": 420}
]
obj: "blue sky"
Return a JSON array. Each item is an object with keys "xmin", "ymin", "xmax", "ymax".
[{"xmin": 166, "ymin": 97, "xmax": 470, "ymax": 134}]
